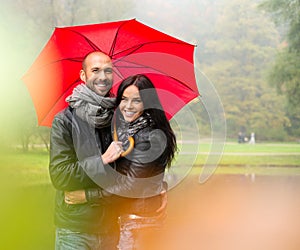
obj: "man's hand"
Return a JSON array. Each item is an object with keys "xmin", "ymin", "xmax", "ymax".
[
  {"xmin": 102, "ymin": 141, "xmax": 123, "ymax": 164},
  {"xmin": 65, "ymin": 190, "xmax": 87, "ymax": 204}
]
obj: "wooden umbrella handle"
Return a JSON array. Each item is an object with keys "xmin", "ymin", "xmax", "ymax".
[
  {"xmin": 120, "ymin": 136, "xmax": 134, "ymax": 157},
  {"xmin": 113, "ymin": 121, "xmax": 134, "ymax": 157}
]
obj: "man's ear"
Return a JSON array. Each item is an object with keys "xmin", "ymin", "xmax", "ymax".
[{"xmin": 80, "ymin": 70, "xmax": 86, "ymax": 82}]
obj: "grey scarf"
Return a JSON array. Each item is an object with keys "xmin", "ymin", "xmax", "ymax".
[
  {"xmin": 116, "ymin": 112, "xmax": 154, "ymax": 150},
  {"xmin": 66, "ymin": 84, "xmax": 116, "ymax": 128}
]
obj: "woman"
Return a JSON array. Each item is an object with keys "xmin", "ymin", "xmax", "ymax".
[{"xmin": 66, "ymin": 74, "xmax": 177, "ymax": 249}]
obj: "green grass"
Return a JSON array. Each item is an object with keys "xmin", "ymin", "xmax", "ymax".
[
  {"xmin": 0, "ymin": 151, "xmax": 54, "ymax": 250},
  {"xmin": 223, "ymin": 142, "xmax": 300, "ymax": 153},
  {"xmin": 194, "ymin": 154, "xmax": 300, "ymax": 166},
  {"xmin": 0, "ymin": 142, "xmax": 299, "ymax": 187},
  {"xmin": 177, "ymin": 141, "xmax": 300, "ymax": 167},
  {"xmin": 0, "ymin": 184, "xmax": 55, "ymax": 250},
  {"xmin": 180, "ymin": 141, "xmax": 300, "ymax": 153},
  {"xmin": 0, "ymin": 151, "xmax": 50, "ymax": 186}
]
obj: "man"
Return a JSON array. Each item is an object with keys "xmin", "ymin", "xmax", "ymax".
[{"xmin": 49, "ymin": 51, "xmax": 123, "ymax": 250}]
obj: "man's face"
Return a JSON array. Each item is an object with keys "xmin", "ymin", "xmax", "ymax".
[{"xmin": 80, "ymin": 52, "xmax": 113, "ymax": 96}]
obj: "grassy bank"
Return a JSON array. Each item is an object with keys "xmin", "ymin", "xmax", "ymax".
[
  {"xmin": 0, "ymin": 142, "xmax": 299, "ymax": 187},
  {"xmin": 178, "ymin": 142, "xmax": 300, "ymax": 166}
]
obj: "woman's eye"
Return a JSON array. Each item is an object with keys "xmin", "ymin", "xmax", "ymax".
[{"xmin": 134, "ymin": 99, "xmax": 142, "ymax": 103}]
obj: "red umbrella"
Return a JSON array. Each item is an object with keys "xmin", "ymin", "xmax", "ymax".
[{"xmin": 22, "ymin": 19, "xmax": 199, "ymax": 126}]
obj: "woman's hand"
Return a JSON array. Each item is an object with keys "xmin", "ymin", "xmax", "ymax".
[
  {"xmin": 101, "ymin": 141, "xmax": 124, "ymax": 164},
  {"xmin": 64, "ymin": 190, "xmax": 87, "ymax": 204}
]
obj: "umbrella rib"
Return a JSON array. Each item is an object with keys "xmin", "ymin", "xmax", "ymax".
[
  {"xmin": 165, "ymin": 75, "xmax": 198, "ymax": 94},
  {"xmin": 109, "ymin": 20, "xmax": 131, "ymax": 57},
  {"xmin": 112, "ymin": 68, "xmax": 125, "ymax": 81},
  {"xmin": 114, "ymin": 58, "xmax": 197, "ymax": 93},
  {"xmin": 40, "ymin": 78, "xmax": 81, "ymax": 125},
  {"xmin": 59, "ymin": 57, "xmax": 84, "ymax": 63},
  {"xmin": 111, "ymin": 40, "xmax": 193, "ymax": 59},
  {"xmin": 65, "ymin": 28, "xmax": 102, "ymax": 52},
  {"xmin": 109, "ymin": 19, "xmax": 194, "ymax": 58},
  {"xmin": 111, "ymin": 60, "xmax": 195, "ymax": 95}
]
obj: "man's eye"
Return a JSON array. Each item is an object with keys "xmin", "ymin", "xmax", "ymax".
[{"xmin": 104, "ymin": 68, "xmax": 113, "ymax": 74}]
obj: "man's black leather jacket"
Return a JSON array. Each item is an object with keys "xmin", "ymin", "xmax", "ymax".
[{"xmin": 49, "ymin": 107, "xmax": 116, "ymax": 234}]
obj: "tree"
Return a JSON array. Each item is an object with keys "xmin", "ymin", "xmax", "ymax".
[
  {"xmin": 121, "ymin": 0, "xmax": 291, "ymax": 140},
  {"xmin": 201, "ymin": 0, "xmax": 289, "ymax": 140},
  {"xmin": 259, "ymin": 0, "xmax": 300, "ymax": 137}
]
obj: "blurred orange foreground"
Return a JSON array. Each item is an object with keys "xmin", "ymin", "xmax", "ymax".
[{"xmin": 137, "ymin": 174, "xmax": 300, "ymax": 250}]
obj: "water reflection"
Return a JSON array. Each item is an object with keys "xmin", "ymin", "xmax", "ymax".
[{"xmin": 140, "ymin": 174, "xmax": 300, "ymax": 250}]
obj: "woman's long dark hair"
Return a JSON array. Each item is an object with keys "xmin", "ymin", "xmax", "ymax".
[{"xmin": 116, "ymin": 74, "xmax": 177, "ymax": 168}]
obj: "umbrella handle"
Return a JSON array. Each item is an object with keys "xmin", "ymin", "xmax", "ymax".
[{"xmin": 113, "ymin": 122, "xmax": 134, "ymax": 157}]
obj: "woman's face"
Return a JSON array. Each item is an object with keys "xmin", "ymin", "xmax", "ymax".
[{"xmin": 119, "ymin": 85, "xmax": 144, "ymax": 122}]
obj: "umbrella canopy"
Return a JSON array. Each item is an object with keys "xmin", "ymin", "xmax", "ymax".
[{"xmin": 23, "ymin": 19, "xmax": 199, "ymax": 126}]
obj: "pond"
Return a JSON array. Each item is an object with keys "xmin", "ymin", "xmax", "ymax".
[
  {"xmin": 1, "ymin": 168, "xmax": 299, "ymax": 249},
  {"xmin": 141, "ymin": 174, "xmax": 300, "ymax": 250}
]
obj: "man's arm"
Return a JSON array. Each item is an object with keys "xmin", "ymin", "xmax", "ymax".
[
  {"xmin": 49, "ymin": 113, "xmax": 122, "ymax": 191},
  {"xmin": 49, "ymin": 115, "xmax": 97, "ymax": 190}
]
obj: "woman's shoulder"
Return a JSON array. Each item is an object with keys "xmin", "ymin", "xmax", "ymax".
[
  {"xmin": 134, "ymin": 126, "xmax": 153, "ymax": 139},
  {"xmin": 134, "ymin": 126, "xmax": 166, "ymax": 145}
]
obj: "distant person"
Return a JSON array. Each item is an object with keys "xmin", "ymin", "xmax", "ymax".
[
  {"xmin": 238, "ymin": 132, "xmax": 244, "ymax": 143},
  {"xmin": 249, "ymin": 132, "xmax": 255, "ymax": 144}
]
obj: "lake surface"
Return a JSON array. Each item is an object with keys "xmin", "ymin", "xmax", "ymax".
[{"xmin": 140, "ymin": 174, "xmax": 300, "ymax": 250}]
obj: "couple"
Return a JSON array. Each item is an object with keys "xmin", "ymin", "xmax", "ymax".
[{"xmin": 49, "ymin": 51, "xmax": 177, "ymax": 250}]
